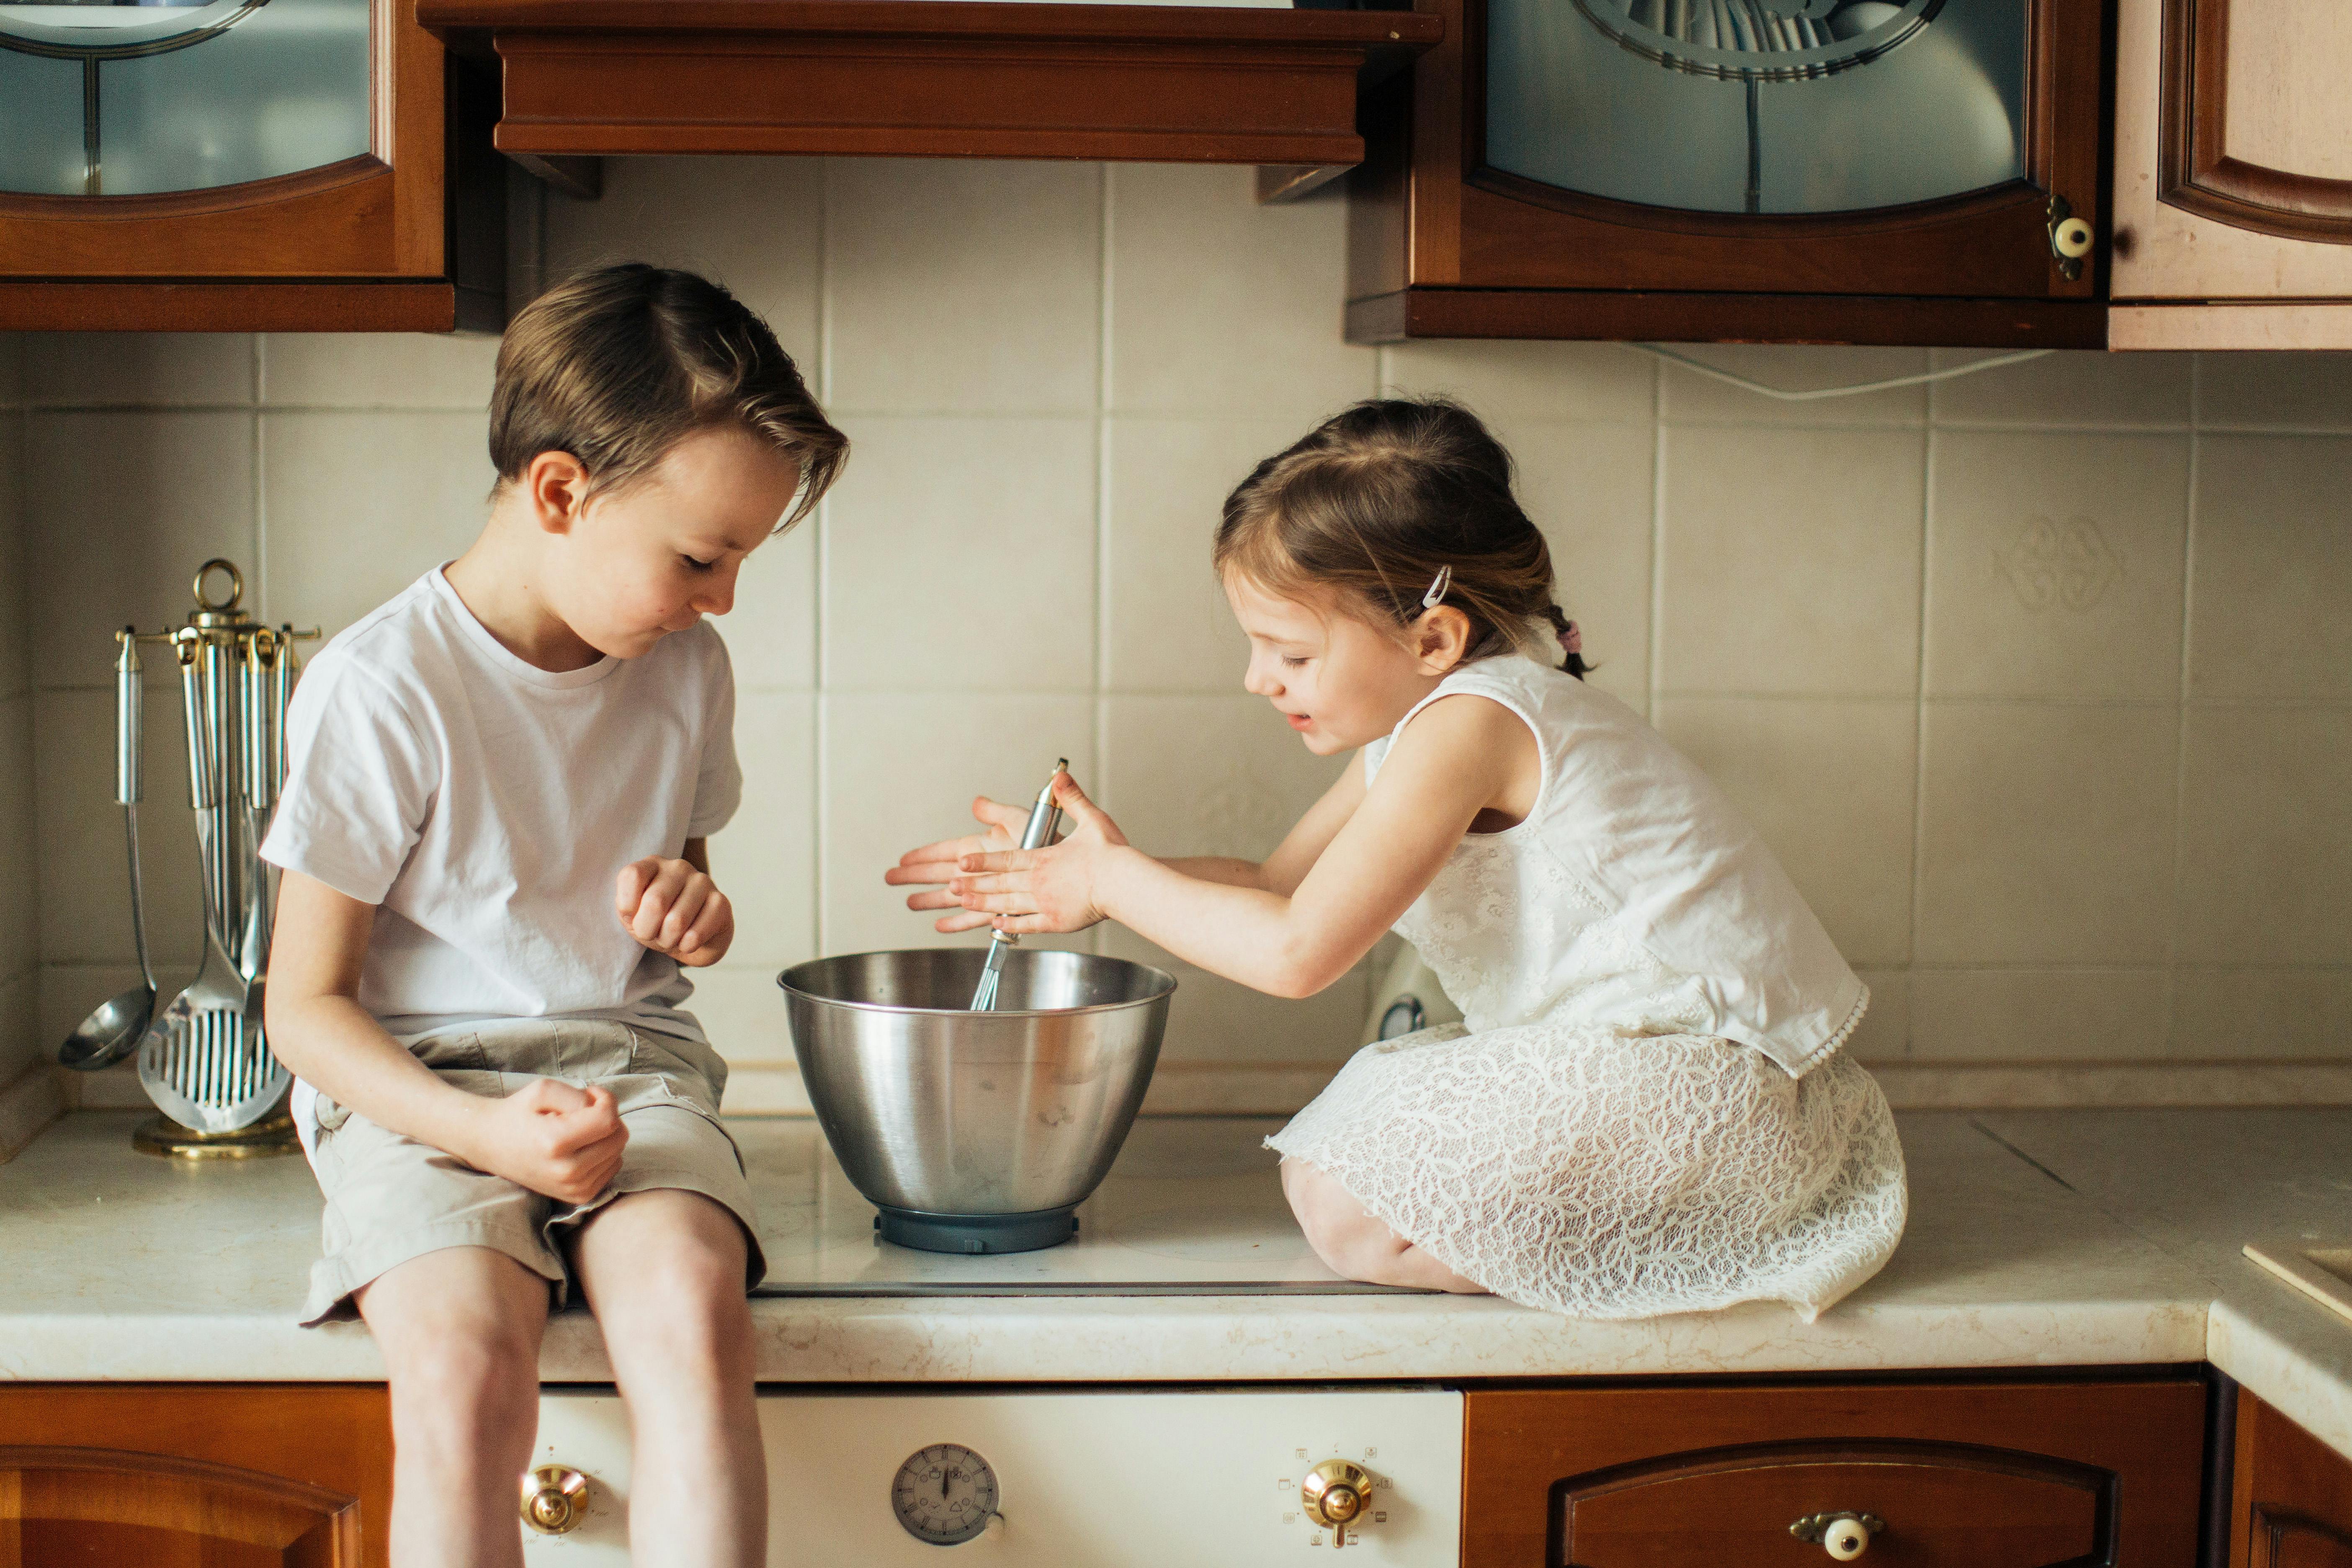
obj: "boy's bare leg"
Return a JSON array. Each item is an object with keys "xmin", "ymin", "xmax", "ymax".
[
  {"xmin": 357, "ymin": 1246, "xmax": 553, "ymax": 1568},
  {"xmin": 571, "ymin": 1189, "xmax": 765, "ymax": 1568},
  {"xmin": 1280, "ymin": 1156, "xmax": 1488, "ymax": 1294}
]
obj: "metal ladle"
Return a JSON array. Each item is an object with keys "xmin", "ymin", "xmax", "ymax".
[{"xmin": 59, "ymin": 628, "xmax": 159, "ymax": 1071}]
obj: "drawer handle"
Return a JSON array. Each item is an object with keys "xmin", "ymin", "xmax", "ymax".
[
  {"xmin": 522, "ymin": 1465, "xmax": 592, "ymax": 1535},
  {"xmin": 1791, "ymin": 1512, "xmax": 1883, "ymax": 1560}
]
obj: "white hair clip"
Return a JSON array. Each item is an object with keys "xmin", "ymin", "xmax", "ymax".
[{"xmin": 1421, "ymin": 566, "xmax": 1452, "ymax": 612}]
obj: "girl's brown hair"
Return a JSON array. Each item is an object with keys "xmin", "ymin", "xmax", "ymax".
[
  {"xmin": 489, "ymin": 262, "xmax": 848, "ymax": 528},
  {"xmin": 1214, "ymin": 399, "xmax": 1588, "ymax": 678}
]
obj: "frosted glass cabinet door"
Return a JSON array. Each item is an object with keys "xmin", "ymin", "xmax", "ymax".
[
  {"xmin": 1484, "ymin": 0, "xmax": 2030, "ymax": 216},
  {"xmin": 0, "ymin": 0, "xmax": 371, "ymax": 197}
]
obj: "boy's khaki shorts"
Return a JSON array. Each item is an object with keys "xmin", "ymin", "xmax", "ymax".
[{"xmin": 299, "ymin": 1018, "xmax": 765, "ymax": 1326}]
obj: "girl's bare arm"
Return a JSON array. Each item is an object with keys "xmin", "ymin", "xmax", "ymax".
[{"xmin": 954, "ymin": 695, "xmax": 1532, "ymax": 998}]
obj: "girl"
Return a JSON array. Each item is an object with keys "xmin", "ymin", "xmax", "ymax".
[{"xmin": 889, "ymin": 399, "xmax": 1905, "ymax": 1319}]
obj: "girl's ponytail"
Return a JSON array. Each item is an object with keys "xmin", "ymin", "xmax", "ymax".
[{"xmin": 1542, "ymin": 604, "xmax": 1590, "ymax": 680}]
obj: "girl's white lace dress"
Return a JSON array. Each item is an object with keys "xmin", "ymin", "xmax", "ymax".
[{"xmin": 1268, "ymin": 655, "xmax": 1907, "ymax": 1321}]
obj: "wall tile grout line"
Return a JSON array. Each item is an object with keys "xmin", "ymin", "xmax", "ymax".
[
  {"xmin": 812, "ymin": 159, "xmax": 835, "ymax": 960},
  {"xmin": 2164, "ymin": 355, "xmax": 2205, "ymax": 1056},
  {"xmin": 1647, "ymin": 361, "xmax": 1667, "ymax": 719},
  {"xmin": 1906, "ymin": 422, "xmax": 1937, "ymax": 1057}
]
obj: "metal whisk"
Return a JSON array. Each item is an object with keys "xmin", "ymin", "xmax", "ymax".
[{"xmin": 967, "ymin": 759, "xmax": 1068, "ymax": 1012}]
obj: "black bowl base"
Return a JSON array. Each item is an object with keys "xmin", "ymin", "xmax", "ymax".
[{"xmin": 874, "ymin": 1205, "xmax": 1080, "ymax": 1255}]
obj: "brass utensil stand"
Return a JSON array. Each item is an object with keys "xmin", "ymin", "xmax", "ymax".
[{"xmin": 114, "ymin": 560, "xmax": 318, "ymax": 1159}]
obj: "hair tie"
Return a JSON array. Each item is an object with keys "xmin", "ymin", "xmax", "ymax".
[
  {"xmin": 1420, "ymin": 566, "xmax": 1452, "ymax": 611},
  {"xmin": 1558, "ymin": 619, "xmax": 1582, "ymax": 657}
]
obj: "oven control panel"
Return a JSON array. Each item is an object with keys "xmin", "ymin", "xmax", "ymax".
[{"xmin": 526, "ymin": 1387, "xmax": 1463, "ymax": 1564}]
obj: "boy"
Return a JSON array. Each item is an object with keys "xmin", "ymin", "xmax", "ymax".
[{"xmin": 263, "ymin": 263, "xmax": 847, "ymax": 1568}]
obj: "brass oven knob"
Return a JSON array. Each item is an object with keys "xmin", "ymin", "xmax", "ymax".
[
  {"xmin": 1302, "ymin": 1459, "xmax": 1372, "ymax": 1547},
  {"xmin": 521, "ymin": 1465, "xmax": 592, "ymax": 1535},
  {"xmin": 1791, "ymin": 1511, "xmax": 1883, "ymax": 1560}
]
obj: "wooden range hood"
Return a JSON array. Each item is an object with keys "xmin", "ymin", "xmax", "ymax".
[{"xmin": 415, "ymin": 0, "xmax": 1442, "ymax": 198}]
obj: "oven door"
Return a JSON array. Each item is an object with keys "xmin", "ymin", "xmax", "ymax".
[{"xmin": 525, "ymin": 1386, "xmax": 1463, "ymax": 1564}]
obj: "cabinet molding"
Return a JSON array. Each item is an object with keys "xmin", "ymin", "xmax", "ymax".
[
  {"xmin": 2159, "ymin": 0, "xmax": 2352, "ymax": 244},
  {"xmin": 1559, "ymin": 1439, "xmax": 2106, "ymax": 1568},
  {"xmin": 0, "ymin": 1384, "xmax": 392, "ymax": 1568},
  {"xmin": 2232, "ymin": 1390, "xmax": 2352, "ymax": 1568},
  {"xmin": 417, "ymin": 0, "xmax": 1442, "ymax": 169},
  {"xmin": 1462, "ymin": 1378, "xmax": 2205, "ymax": 1568},
  {"xmin": 0, "ymin": 1444, "xmax": 361, "ymax": 1566}
]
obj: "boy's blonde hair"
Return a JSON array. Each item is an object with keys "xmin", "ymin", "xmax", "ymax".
[
  {"xmin": 1214, "ymin": 399, "xmax": 1588, "ymax": 678},
  {"xmin": 490, "ymin": 263, "xmax": 848, "ymax": 528}
]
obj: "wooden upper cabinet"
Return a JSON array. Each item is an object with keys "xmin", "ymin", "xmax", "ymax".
[
  {"xmin": 0, "ymin": 1384, "xmax": 393, "ymax": 1568},
  {"xmin": 1349, "ymin": 0, "xmax": 2111, "ymax": 347},
  {"xmin": 415, "ymin": 0, "xmax": 1441, "ymax": 171},
  {"xmin": 0, "ymin": 0, "xmax": 504, "ymax": 332},
  {"xmin": 2229, "ymin": 1390, "xmax": 2352, "ymax": 1568},
  {"xmin": 2111, "ymin": 0, "xmax": 2352, "ymax": 347},
  {"xmin": 1462, "ymin": 1377, "xmax": 2208, "ymax": 1568}
]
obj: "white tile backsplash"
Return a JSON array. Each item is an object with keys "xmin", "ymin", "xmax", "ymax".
[
  {"xmin": 1927, "ymin": 349, "xmax": 2192, "ymax": 430},
  {"xmin": 543, "ymin": 157, "xmax": 824, "ymax": 368},
  {"xmin": 820, "ymin": 416, "xmax": 1097, "ymax": 690},
  {"xmin": 1916, "ymin": 702, "xmax": 2180, "ymax": 967},
  {"xmin": 1659, "ymin": 424, "xmax": 1925, "ymax": 696},
  {"xmin": 828, "ymin": 159, "xmax": 1102, "ymax": 415},
  {"xmin": 260, "ymin": 332, "xmax": 502, "ymax": 411},
  {"xmin": 5, "ymin": 167, "xmax": 2350, "ymax": 1087},
  {"xmin": 1508, "ymin": 420, "xmax": 1656, "ymax": 709},
  {"xmin": 1107, "ymin": 165, "xmax": 1373, "ymax": 423},
  {"xmin": 28, "ymin": 410, "xmax": 258, "ymax": 685},
  {"xmin": 819, "ymin": 691, "xmax": 1096, "ymax": 958},
  {"xmin": 23, "ymin": 333, "xmax": 254, "ymax": 408},
  {"xmin": 259, "ymin": 411, "xmax": 495, "ymax": 639},
  {"xmin": 1924, "ymin": 430, "xmax": 2190, "ymax": 701},
  {"xmin": 1660, "ymin": 345, "xmax": 1928, "ymax": 427},
  {"xmin": 1101, "ymin": 417, "xmax": 1288, "ymax": 693},
  {"xmin": 1099, "ymin": 695, "xmax": 1349, "ymax": 863},
  {"xmin": 2188, "ymin": 435, "xmax": 2352, "ymax": 703},
  {"xmin": 1654, "ymin": 697, "xmax": 1917, "ymax": 969}
]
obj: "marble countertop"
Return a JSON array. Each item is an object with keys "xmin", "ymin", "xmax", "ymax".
[{"xmin": 2, "ymin": 1107, "xmax": 2346, "ymax": 1462}]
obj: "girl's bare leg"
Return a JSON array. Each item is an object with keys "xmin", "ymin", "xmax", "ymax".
[
  {"xmin": 1280, "ymin": 1156, "xmax": 1487, "ymax": 1293},
  {"xmin": 357, "ymin": 1246, "xmax": 552, "ymax": 1568},
  {"xmin": 570, "ymin": 1190, "xmax": 765, "ymax": 1568}
]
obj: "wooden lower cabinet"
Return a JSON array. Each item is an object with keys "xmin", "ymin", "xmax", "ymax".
[
  {"xmin": 0, "ymin": 1385, "xmax": 391, "ymax": 1568},
  {"xmin": 2231, "ymin": 1391, "xmax": 2352, "ymax": 1568},
  {"xmin": 1464, "ymin": 1378, "xmax": 2208, "ymax": 1568}
]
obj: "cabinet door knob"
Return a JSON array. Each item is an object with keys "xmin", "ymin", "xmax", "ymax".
[
  {"xmin": 1791, "ymin": 1511, "xmax": 1883, "ymax": 1560},
  {"xmin": 521, "ymin": 1465, "xmax": 593, "ymax": 1535},
  {"xmin": 2046, "ymin": 195, "xmax": 2092, "ymax": 279}
]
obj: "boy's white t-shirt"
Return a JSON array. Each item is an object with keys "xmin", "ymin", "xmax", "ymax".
[{"xmin": 261, "ymin": 568, "xmax": 742, "ymax": 1132}]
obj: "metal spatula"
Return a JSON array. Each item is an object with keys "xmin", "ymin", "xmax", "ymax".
[{"xmin": 967, "ymin": 759, "xmax": 1067, "ymax": 1012}]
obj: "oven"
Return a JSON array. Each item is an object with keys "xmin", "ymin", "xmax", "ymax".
[{"xmin": 522, "ymin": 1385, "xmax": 1463, "ymax": 1563}]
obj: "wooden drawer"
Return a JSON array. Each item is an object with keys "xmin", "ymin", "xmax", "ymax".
[{"xmin": 1465, "ymin": 1379, "xmax": 2207, "ymax": 1568}]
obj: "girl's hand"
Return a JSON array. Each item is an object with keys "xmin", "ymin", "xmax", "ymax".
[
  {"xmin": 949, "ymin": 773, "xmax": 1131, "ymax": 935},
  {"xmin": 886, "ymin": 793, "xmax": 1039, "ymax": 934},
  {"xmin": 616, "ymin": 856, "xmax": 734, "ymax": 966}
]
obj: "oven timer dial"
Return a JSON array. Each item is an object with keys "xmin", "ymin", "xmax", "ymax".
[
  {"xmin": 1301, "ymin": 1458, "xmax": 1374, "ymax": 1547},
  {"xmin": 891, "ymin": 1443, "xmax": 1003, "ymax": 1545}
]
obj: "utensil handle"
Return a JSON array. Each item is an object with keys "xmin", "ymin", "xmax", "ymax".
[
  {"xmin": 1017, "ymin": 758, "xmax": 1070, "ymax": 852},
  {"xmin": 124, "ymin": 803, "xmax": 157, "ymax": 994},
  {"xmin": 270, "ymin": 635, "xmax": 295, "ymax": 801},
  {"xmin": 244, "ymin": 634, "xmax": 276, "ymax": 811},
  {"xmin": 177, "ymin": 637, "xmax": 215, "ymax": 810},
  {"xmin": 114, "ymin": 628, "xmax": 141, "ymax": 806}
]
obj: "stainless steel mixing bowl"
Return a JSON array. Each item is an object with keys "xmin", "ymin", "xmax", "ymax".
[{"xmin": 778, "ymin": 947, "xmax": 1175, "ymax": 1254}]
